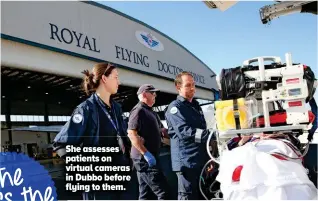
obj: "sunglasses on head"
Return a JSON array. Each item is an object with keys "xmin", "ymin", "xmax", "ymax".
[
  {"xmin": 147, "ymin": 91, "xmax": 156, "ymax": 95},
  {"xmin": 104, "ymin": 63, "xmax": 115, "ymax": 75}
]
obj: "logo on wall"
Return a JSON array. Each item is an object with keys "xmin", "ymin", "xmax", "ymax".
[{"xmin": 135, "ymin": 31, "xmax": 164, "ymax": 51}]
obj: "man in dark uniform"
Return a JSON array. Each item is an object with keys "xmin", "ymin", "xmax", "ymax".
[
  {"xmin": 165, "ymin": 72, "xmax": 212, "ymax": 200},
  {"xmin": 127, "ymin": 84, "xmax": 170, "ymax": 200}
]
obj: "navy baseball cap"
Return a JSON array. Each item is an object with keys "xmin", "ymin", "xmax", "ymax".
[{"xmin": 137, "ymin": 84, "xmax": 160, "ymax": 95}]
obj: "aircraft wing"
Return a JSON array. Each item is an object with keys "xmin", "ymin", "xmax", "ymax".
[
  {"xmin": 203, "ymin": 1, "xmax": 317, "ymax": 24},
  {"xmin": 203, "ymin": 1, "xmax": 238, "ymax": 11},
  {"xmin": 10, "ymin": 125, "xmax": 63, "ymax": 133}
]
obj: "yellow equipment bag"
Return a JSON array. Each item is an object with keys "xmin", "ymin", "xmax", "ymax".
[{"xmin": 215, "ymin": 98, "xmax": 250, "ymax": 131}]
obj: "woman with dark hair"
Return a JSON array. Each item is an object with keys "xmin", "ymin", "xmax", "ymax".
[{"xmin": 53, "ymin": 63, "xmax": 131, "ymax": 200}]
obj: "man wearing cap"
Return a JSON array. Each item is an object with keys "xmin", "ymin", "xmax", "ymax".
[{"xmin": 127, "ymin": 84, "xmax": 169, "ymax": 200}]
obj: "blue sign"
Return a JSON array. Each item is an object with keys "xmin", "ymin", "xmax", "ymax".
[{"xmin": 0, "ymin": 152, "xmax": 57, "ymax": 201}]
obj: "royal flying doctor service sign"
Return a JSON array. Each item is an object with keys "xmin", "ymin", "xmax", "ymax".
[{"xmin": 1, "ymin": 1, "xmax": 217, "ymax": 90}]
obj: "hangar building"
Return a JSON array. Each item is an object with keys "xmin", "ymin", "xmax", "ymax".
[{"xmin": 1, "ymin": 1, "xmax": 217, "ymax": 157}]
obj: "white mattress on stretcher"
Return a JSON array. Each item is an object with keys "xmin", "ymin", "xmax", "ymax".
[{"xmin": 216, "ymin": 139, "xmax": 318, "ymax": 200}]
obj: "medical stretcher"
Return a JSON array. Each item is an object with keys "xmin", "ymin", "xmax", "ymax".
[
  {"xmin": 200, "ymin": 53, "xmax": 318, "ymax": 200},
  {"xmin": 215, "ymin": 53, "xmax": 317, "ymax": 138}
]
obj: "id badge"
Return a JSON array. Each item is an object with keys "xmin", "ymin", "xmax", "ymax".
[{"xmin": 117, "ymin": 134, "xmax": 126, "ymax": 154}]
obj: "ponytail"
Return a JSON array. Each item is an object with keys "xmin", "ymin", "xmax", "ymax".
[
  {"xmin": 81, "ymin": 63, "xmax": 116, "ymax": 96},
  {"xmin": 82, "ymin": 69, "xmax": 97, "ymax": 95}
]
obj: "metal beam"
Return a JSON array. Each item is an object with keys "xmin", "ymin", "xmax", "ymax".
[
  {"xmin": 44, "ymin": 102, "xmax": 51, "ymax": 144},
  {"xmin": 1, "ymin": 66, "xmax": 177, "ymax": 113},
  {"xmin": 259, "ymin": 1, "xmax": 316, "ymax": 24},
  {"xmin": 5, "ymin": 94, "xmax": 12, "ymax": 146}
]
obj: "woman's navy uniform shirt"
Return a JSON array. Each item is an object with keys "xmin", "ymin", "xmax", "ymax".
[{"xmin": 53, "ymin": 93, "xmax": 130, "ymax": 164}]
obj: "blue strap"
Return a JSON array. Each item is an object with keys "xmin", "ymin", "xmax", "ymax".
[
  {"xmin": 94, "ymin": 94, "xmax": 127, "ymax": 155},
  {"xmin": 94, "ymin": 94, "xmax": 119, "ymax": 133}
]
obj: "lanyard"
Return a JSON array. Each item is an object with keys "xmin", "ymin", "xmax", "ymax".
[
  {"xmin": 95, "ymin": 94, "xmax": 120, "ymax": 134},
  {"xmin": 94, "ymin": 94, "xmax": 127, "ymax": 156}
]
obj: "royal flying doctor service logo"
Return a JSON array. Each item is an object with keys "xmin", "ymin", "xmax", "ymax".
[{"xmin": 135, "ymin": 31, "xmax": 164, "ymax": 51}]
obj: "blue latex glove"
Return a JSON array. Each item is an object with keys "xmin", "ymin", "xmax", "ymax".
[{"xmin": 143, "ymin": 151, "xmax": 156, "ymax": 167}]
